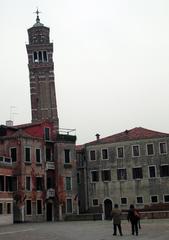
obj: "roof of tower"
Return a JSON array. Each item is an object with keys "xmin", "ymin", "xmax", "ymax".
[{"xmin": 33, "ymin": 9, "xmax": 44, "ymax": 27}]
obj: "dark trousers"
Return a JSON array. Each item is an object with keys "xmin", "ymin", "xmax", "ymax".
[
  {"xmin": 113, "ymin": 223, "xmax": 122, "ymax": 235},
  {"xmin": 131, "ymin": 221, "xmax": 138, "ymax": 235}
]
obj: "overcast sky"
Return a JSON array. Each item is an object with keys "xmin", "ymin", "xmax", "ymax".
[{"xmin": 1, "ymin": 0, "xmax": 169, "ymax": 144}]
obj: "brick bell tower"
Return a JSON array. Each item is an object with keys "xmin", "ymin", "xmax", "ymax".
[{"xmin": 26, "ymin": 10, "xmax": 59, "ymax": 129}]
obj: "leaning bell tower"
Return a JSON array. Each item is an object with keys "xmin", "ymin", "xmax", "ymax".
[{"xmin": 26, "ymin": 10, "xmax": 59, "ymax": 129}]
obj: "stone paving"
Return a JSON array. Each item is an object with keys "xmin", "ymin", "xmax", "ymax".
[{"xmin": 0, "ymin": 219, "xmax": 169, "ymax": 240}]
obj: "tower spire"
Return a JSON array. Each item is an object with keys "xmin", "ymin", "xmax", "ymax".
[{"xmin": 33, "ymin": 8, "xmax": 43, "ymax": 27}]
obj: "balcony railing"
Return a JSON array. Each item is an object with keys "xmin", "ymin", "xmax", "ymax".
[
  {"xmin": 46, "ymin": 188, "xmax": 55, "ymax": 198},
  {"xmin": 46, "ymin": 161, "xmax": 55, "ymax": 170}
]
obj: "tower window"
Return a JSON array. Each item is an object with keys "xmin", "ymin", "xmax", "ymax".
[
  {"xmin": 43, "ymin": 51, "xmax": 47, "ymax": 62},
  {"xmin": 33, "ymin": 52, "xmax": 38, "ymax": 62},
  {"xmin": 39, "ymin": 51, "xmax": 42, "ymax": 62}
]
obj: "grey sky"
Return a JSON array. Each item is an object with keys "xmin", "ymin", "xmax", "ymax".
[{"xmin": 1, "ymin": 0, "xmax": 169, "ymax": 144}]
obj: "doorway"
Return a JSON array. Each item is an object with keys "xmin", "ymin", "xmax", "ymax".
[
  {"xmin": 46, "ymin": 202, "xmax": 53, "ymax": 221},
  {"xmin": 104, "ymin": 199, "xmax": 112, "ymax": 220}
]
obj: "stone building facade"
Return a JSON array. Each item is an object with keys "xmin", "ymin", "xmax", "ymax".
[{"xmin": 76, "ymin": 127, "xmax": 169, "ymax": 219}]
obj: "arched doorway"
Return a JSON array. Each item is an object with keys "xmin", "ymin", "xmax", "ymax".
[
  {"xmin": 46, "ymin": 202, "xmax": 53, "ymax": 221},
  {"xmin": 104, "ymin": 199, "xmax": 112, "ymax": 220}
]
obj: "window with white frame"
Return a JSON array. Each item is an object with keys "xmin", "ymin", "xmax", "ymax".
[
  {"xmin": 91, "ymin": 170, "xmax": 99, "ymax": 182},
  {"xmin": 36, "ymin": 177, "xmax": 43, "ymax": 191},
  {"xmin": 25, "ymin": 147, "xmax": 31, "ymax": 163},
  {"xmin": 148, "ymin": 166, "xmax": 156, "ymax": 178},
  {"xmin": 132, "ymin": 145, "xmax": 140, "ymax": 157},
  {"xmin": 36, "ymin": 148, "xmax": 41, "ymax": 163},
  {"xmin": 66, "ymin": 198, "xmax": 72, "ymax": 213},
  {"xmin": 121, "ymin": 197, "xmax": 127, "ymax": 205},
  {"xmin": 132, "ymin": 167, "xmax": 143, "ymax": 179},
  {"xmin": 26, "ymin": 200, "xmax": 32, "ymax": 215},
  {"xmin": 92, "ymin": 199, "xmax": 99, "ymax": 206},
  {"xmin": 6, "ymin": 176, "xmax": 13, "ymax": 192},
  {"xmin": 101, "ymin": 170, "xmax": 111, "ymax": 181},
  {"xmin": 160, "ymin": 165, "xmax": 169, "ymax": 177},
  {"xmin": 151, "ymin": 195, "xmax": 159, "ymax": 203},
  {"xmin": 117, "ymin": 147, "xmax": 124, "ymax": 158},
  {"xmin": 136, "ymin": 196, "xmax": 143, "ymax": 204},
  {"xmin": 163, "ymin": 194, "xmax": 169, "ymax": 203},
  {"xmin": 65, "ymin": 177, "xmax": 72, "ymax": 191},
  {"xmin": 102, "ymin": 149, "xmax": 108, "ymax": 160},
  {"xmin": 117, "ymin": 168, "xmax": 127, "ymax": 180},
  {"xmin": 25, "ymin": 176, "xmax": 31, "ymax": 191},
  {"xmin": 146, "ymin": 143, "xmax": 154, "ymax": 155},
  {"xmin": 159, "ymin": 142, "xmax": 167, "ymax": 154},
  {"xmin": 37, "ymin": 199, "xmax": 42, "ymax": 215},
  {"xmin": 89, "ymin": 150, "xmax": 96, "ymax": 161},
  {"xmin": 44, "ymin": 127, "xmax": 50, "ymax": 140}
]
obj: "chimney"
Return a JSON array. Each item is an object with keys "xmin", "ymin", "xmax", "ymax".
[
  {"xmin": 6, "ymin": 120, "xmax": 13, "ymax": 127},
  {"xmin": 96, "ymin": 133, "xmax": 100, "ymax": 141}
]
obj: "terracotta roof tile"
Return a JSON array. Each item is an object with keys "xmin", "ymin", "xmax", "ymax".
[{"xmin": 86, "ymin": 127, "xmax": 169, "ymax": 145}]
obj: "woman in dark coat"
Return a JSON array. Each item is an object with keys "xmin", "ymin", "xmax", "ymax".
[{"xmin": 127, "ymin": 204, "xmax": 140, "ymax": 236}]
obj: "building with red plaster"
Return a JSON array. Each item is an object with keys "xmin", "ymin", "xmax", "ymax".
[{"xmin": 0, "ymin": 12, "xmax": 78, "ymax": 223}]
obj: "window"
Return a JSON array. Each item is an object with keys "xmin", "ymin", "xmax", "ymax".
[
  {"xmin": 148, "ymin": 166, "xmax": 156, "ymax": 178},
  {"xmin": 164, "ymin": 195, "xmax": 169, "ymax": 203},
  {"xmin": 25, "ymin": 147, "xmax": 31, "ymax": 162},
  {"xmin": 37, "ymin": 200, "xmax": 42, "ymax": 215},
  {"xmin": 10, "ymin": 148, "xmax": 17, "ymax": 162},
  {"xmin": 43, "ymin": 51, "xmax": 47, "ymax": 62},
  {"xmin": 26, "ymin": 176, "xmax": 31, "ymax": 191},
  {"xmin": 101, "ymin": 170, "xmax": 111, "ymax": 181},
  {"xmin": 65, "ymin": 177, "xmax": 72, "ymax": 191},
  {"xmin": 46, "ymin": 147, "xmax": 52, "ymax": 162},
  {"xmin": 0, "ymin": 203, "xmax": 3, "ymax": 214},
  {"xmin": 92, "ymin": 199, "xmax": 99, "ymax": 206},
  {"xmin": 33, "ymin": 51, "xmax": 38, "ymax": 62},
  {"xmin": 136, "ymin": 196, "xmax": 143, "ymax": 204},
  {"xmin": 47, "ymin": 177, "xmax": 54, "ymax": 189},
  {"xmin": 64, "ymin": 149, "xmax": 70, "ymax": 164},
  {"xmin": 146, "ymin": 143, "xmax": 154, "ymax": 155},
  {"xmin": 121, "ymin": 198, "xmax": 127, "ymax": 205},
  {"xmin": 66, "ymin": 198, "xmax": 72, "ymax": 213},
  {"xmin": 132, "ymin": 145, "xmax": 140, "ymax": 157},
  {"xmin": 117, "ymin": 147, "xmax": 124, "ymax": 158},
  {"xmin": 132, "ymin": 167, "xmax": 143, "ymax": 179},
  {"xmin": 6, "ymin": 203, "xmax": 11, "ymax": 214},
  {"xmin": 0, "ymin": 156, "xmax": 3, "ymax": 162},
  {"xmin": 77, "ymin": 172, "xmax": 80, "ymax": 184},
  {"xmin": 159, "ymin": 142, "xmax": 167, "ymax": 154},
  {"xmin": 6, "ymin": 176, "xmax": 13, "ymax": 192},
  {"xmin": 36, "ymin": 148, "xmax": 41, "ymax": 163},
  {"xmin": 4, "ymin": 157, "xmax": 11, "ymax": 164},
  {"xmin": 0, "ymin": 176, "xmax": 4, "ymax": 191},
  {"xmin": 12, "ymin": 177, "xmax": 17, "ymax": 191},
  {"xmin": 44, "ymin": 127, "xmax": 50, "ymax": 140},
  {"xmin": 160, "ymin": 165, "xmax": 169, "ymax": 177},
  {"xmin": 91, "ymin": 171, "xmax": 99, "ymax": 182},
  {"xmin": 102, "ymin": 149, "xmax": 108, "ymax": 160},
  {"xmin": 151, "ymin": 195, "xmax": 158, "ymax": 203},
  {"xmin": 36, "ymin": 177, "xmax": 43, "ymax": 191},
  {"xmin": 39, "ymin": 51, "xmax": 42, "ymax": 62},
  {"xmin": 89, "ymin": 150, "xmax": 96, "ymax": 161},
  {"xmin": 26, "ymin": 200, "xmax": 32, "ymax": 215},
  {"xmin": 117, "ymin": 168, "xmax": 127, "ymax": 180}
]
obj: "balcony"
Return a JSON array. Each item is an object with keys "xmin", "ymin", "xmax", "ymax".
[
  {"xmin": 47, "ymin": 188, "xmax": 55, "ymax": 199},
  {"xmin": 46, "ymin": 161, "xmax": 55, "ymax": 170},
  {"xmin": 0, "ymin": 156, "xmax": 12, "ymax": 165}
]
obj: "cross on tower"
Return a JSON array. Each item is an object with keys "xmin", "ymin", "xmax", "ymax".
[{"xmin": 34, "ymin": 8, "xmax": 41, "ymax": 23}]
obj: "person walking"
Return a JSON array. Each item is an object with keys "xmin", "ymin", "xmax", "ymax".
[
  {"xmin": 111, "ymin": 203, "xmax": 123, "ymax": 236},
  {"xmin": 127, "ymin": 204, "xmax": 140, "ymax": 236}
]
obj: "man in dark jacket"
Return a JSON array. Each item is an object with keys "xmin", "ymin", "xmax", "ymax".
[
  {"xmin": 111, "ymin": 204, "xmax": 123, "ymax": 236},
  {"xmin": 127, "ymin": 204, "xmax": 140, "ymax": 236}
]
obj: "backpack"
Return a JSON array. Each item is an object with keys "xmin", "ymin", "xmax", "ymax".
[{"xmin": 134, "ymin": 210, "xmax": 140, "ymax": 219}]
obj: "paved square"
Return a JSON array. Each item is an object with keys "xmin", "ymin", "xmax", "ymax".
[{"xmin": 0, "ymin": 219, "xmax": 169, "ymax": 240}]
